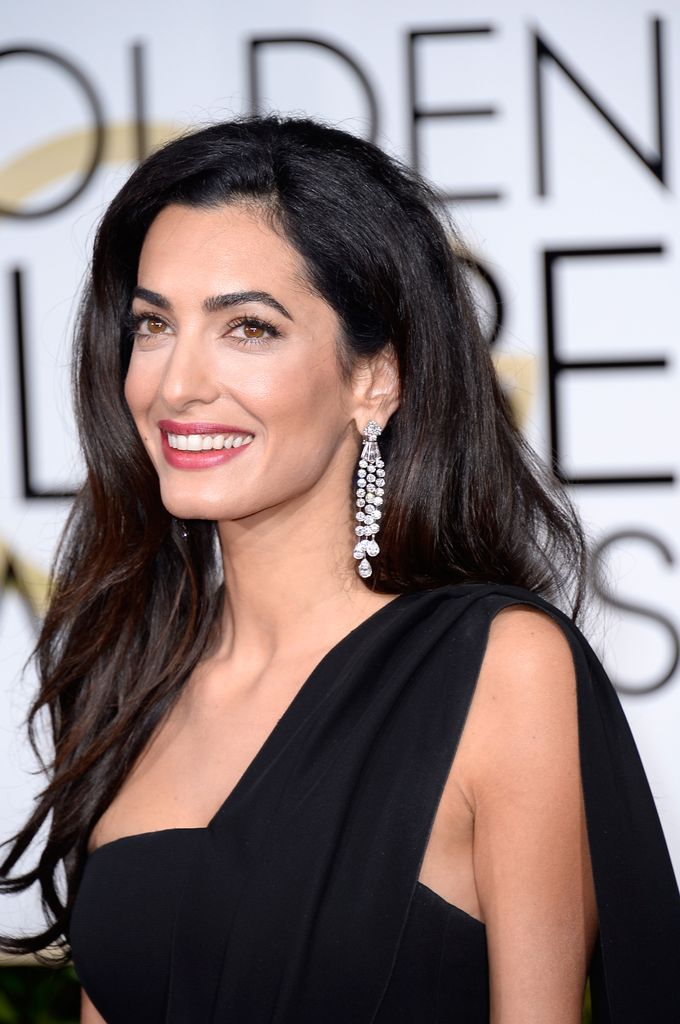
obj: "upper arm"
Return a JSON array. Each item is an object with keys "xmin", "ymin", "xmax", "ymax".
[
  {"xmin": 457, "ymin": 605, "xmax": 597, "ymax": 1024},
  {"xmin": 81, "ymin": 987, "xmax": 107, "ymax": 1024}
]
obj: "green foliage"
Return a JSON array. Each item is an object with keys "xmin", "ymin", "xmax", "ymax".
[
  {"xmin": 0, "ymin": 966, "xmax": 79, "ymax": 1024},
  {"xmin": 583, "ymin": 978, "xmax": 592, "ymax": 1023}
]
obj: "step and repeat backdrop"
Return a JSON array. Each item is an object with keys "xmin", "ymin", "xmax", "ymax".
[{"xmin": 1, "ymin": 0, "xmax": 679, "ymax": 931}]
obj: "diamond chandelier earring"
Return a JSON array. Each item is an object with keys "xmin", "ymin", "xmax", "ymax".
[{"xmin": 353, "ymin": 420, "xmax": 385, "ymax": 579}]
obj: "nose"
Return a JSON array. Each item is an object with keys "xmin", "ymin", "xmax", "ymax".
[{"xmin": 159, "ymin": 329, "xmax": 220, "ymax": 411}]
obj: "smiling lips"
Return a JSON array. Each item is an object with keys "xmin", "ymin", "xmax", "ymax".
[{"xmin": 158, "ymin": 420, "xmax": 254, "ymax": 469}]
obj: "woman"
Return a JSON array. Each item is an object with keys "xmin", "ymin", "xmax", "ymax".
[{"xmin": 1, "ymin": 116, "xmax": 679, "ymax": 1023}]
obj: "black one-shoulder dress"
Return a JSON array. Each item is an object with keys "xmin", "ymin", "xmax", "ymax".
[{"xmin": 68, "ymin": 584, "xmax": 680, "ymax": 1022}]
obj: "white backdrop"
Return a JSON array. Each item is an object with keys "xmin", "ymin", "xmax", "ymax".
[{"xmin": 1, "ymin": 0, "xmax": 679, "ymax": 933}]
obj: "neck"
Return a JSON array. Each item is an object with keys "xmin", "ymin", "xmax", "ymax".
[{"xmin": 214, "ymin": 476, "xmax": 391, "ymax": 668}]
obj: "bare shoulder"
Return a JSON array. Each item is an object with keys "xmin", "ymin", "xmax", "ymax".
[
  {"xmin": 454, "ymin": 611, "xmax": 596, "ymax": 1018},
  {"xmin": 483, "ymin": 603, "xmax": 577, "ymax": 689},
  {"xmin": 455, "ymin": 603, "xmax": 580, "ymax": 800}
]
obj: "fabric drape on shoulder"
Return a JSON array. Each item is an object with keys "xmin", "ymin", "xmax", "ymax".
[{"xmin": 161, "ymin": 584, "xmax": 680, "ymax": 1022}]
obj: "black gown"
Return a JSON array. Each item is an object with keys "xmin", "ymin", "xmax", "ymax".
[{"xmin": 68, "ymin": 584, "xmax": 680, "ymax": 1022}]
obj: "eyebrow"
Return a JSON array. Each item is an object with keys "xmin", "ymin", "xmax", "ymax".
[{"xmin": 132, "ymin": 286, "xmax": 293, "ymax": 321}]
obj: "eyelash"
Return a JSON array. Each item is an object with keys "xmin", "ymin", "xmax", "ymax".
[{"xmin": 126, "ymin": 311, "xmax": 282, "ymax": 346}]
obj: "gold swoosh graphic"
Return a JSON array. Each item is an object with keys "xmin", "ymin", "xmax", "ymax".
[
  {"xmin": 0, "ymin": 121, "xmax": 181, "ymax": 210},
  {"xmin": 492, "ymin": 352, "xmax": 537, "ymax": 430},
  {"xmin": 0, "ymin": 538, "xmax": 50, "ymax": 617}
]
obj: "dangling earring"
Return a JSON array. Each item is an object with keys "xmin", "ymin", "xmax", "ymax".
[
  {"xmin": 175, "ymin": 517, "xmax": 189, "ymax": 540},
  {"xmin": 353, "ymin": 420, "xmax": 385, "ymax": 579}
]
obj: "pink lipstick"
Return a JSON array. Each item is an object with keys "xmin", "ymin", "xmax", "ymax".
[{"xmin": 158, "ymin": 419, "xmax": 255, "ymax": 470}]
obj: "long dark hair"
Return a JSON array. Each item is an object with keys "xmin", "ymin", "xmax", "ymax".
[{"xmin": 0, "ymin": 115, "xmax": 586, "ymax": 960}]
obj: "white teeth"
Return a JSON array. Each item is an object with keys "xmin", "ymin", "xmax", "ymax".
[{"xmin": 166, "ymin": 431, "xmax": 254, "ymax": 451}]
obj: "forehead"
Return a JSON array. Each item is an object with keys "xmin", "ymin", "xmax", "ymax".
[{"xmin": 137, "ymin": 202, "xmax": 312, "ymax": 297}]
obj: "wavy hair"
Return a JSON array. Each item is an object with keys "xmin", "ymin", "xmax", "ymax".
[{"xmin": 0, "ymin": 115, "xmax": 586, "ymax": 959}]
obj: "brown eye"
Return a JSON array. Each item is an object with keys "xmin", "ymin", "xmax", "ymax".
[
  {"xmin": 243, "ymin": 322, "xmax": 265, "ymax": 339},
  {"xmin": 146, "ymin": 316, "xmax": 167, "ymax": 334},
  {"xmin": 227, "ymin": 316, "xmax": 280, "ymax": 346}
]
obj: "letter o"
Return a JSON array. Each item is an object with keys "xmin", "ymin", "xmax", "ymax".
[{"xmin": 0, "ymin": 46, "xmax": 105, "ymax": 219}]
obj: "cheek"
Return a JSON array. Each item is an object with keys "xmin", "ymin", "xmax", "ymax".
[
  {"xmin": 123, "ymin": 353, "xmax": 155, "ymax": 425},
  {"xmin": 228, "ymin": 344, "xmax": 344, "ymax": 435},
  {"xmin": 261, "ymin": 344, "xmax": 347, "ymax": 423},
  {"xmin": 259, "ymin": 362, "xmax": 351, "ymax": 479}
]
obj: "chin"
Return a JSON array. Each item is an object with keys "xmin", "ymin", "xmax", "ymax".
[{"xmin": 159, "ymin": 487, "xmax": 249, "ymax": 523}]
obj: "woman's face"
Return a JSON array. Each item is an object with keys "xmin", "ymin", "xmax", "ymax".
[{"xmin": 124, "ymin": 202, "xmax": 369, "ymax": 523}]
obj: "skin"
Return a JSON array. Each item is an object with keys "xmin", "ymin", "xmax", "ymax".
[{"xmin": 81, "ymin": 202, "xmax": 596, "ymax": 1023}]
